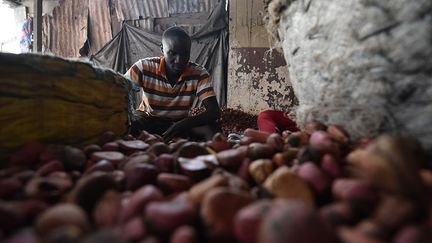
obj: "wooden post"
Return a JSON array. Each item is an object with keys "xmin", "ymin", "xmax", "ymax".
[{"xmin": 33, "ymin": 0, "xmax": 42, "ymax": 52}]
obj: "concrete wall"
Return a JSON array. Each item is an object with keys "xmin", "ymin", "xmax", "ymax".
[{"xmin": 227, "ymin": 0, "xmax": 296, "ymax": 114}]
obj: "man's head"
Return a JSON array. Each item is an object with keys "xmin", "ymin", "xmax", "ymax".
[{"xmin": 161, "ymin": 26, "xmax": 192, "ymax": 76}]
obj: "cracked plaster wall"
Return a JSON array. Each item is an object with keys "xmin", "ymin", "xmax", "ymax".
[{"xmin": 227, "ymin": 0, "xmax": 296, "ymax": 115}]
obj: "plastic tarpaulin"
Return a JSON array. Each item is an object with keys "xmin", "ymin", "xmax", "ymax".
[{"xmin": 91, "ymin": 2, "xmax": 228, "ymax": 106}]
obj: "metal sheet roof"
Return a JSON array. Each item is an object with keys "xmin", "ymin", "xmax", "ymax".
[{"xmin": 114, "ymin": 0, "xmax": 169, "ymax": 21}]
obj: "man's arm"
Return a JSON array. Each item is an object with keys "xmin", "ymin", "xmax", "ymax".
[{"xmin": 162, "ymin": 96, "xmax": 220, "ymax": 142}]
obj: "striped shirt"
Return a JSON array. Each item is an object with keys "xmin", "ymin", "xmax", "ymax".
[{"xmin": 124, "ymin": 56, "xmax": 216, "ymax": 120}]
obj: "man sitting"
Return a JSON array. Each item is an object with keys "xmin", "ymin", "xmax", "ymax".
[{"xmin": 124, "ymin": 26, "xmax": 221, "ymax": 142}]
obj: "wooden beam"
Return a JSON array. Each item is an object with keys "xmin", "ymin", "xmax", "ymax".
[{"xmin": 33, "ymin": 0, "xmax": 42, "ymax": 52}]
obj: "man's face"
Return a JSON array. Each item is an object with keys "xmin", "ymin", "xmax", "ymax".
[{"xmin": 162, "ymin": 36, "xmax": 191, "ymax": 76}]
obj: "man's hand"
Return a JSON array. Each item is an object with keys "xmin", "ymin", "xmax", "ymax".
[
  {"xmin": 162, "ymin": 121, "xmax": 186, "ymax": 143},
  {"xmin": 162, "ymin": 97, "xmax": 221, "ymax": 143}
]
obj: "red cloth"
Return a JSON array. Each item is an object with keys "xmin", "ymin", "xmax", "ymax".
[{"xmin": 257, "ymin": 110, "xmax": 299, "ymax": 133}]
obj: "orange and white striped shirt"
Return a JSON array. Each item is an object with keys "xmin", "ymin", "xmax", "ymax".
[{"xmin": 125, "ymin": 56, "xmax": 216, "ymax": 120}]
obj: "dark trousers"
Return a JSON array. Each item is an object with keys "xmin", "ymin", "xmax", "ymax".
[{"xmin": 129, "ymin": 110, "xmax": 222, "ymax": 141}]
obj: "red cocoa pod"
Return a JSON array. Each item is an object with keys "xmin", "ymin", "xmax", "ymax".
[
  {"xmin": 266, "ymin": 133, "xmax": 284, "ymax": 152},
  {"xmin": 201, "ymin": 188, "xmax": 254, "ymax": 241},
  {"xmin": 237, "ymin": 158, "xmax": 252, "ymax": 183},
  {"xmin": 48, "ymin": 171, "xmax": 71, "ymax": 180},
  {"xmin": 83, "ymin": 144, "xmax": 102, "ymax": 156},
  {"xmin": 247, "ymin": 143, "xmax": 275, "ymax": 160},
  {"xmin": 249, "ymin": 159, "xmax": 274, "ymax": 185},
  {"xmin": 3, "ymin": 229, "xmax": 38, "ymax": 243},
  {"xmin": 175, "ymin": 142, "xmax": 209, "ymax": 158},
  {"xmin": 319, "ymin": 201, "xmax": 356, "ymax": 227},
  {"xmin": 70, "ymin": 172, "xmax": 118, "ymax": 217},
  {"xmin": 9, "ymin": 141, "xmax": 44, "ymax": 166},
  {"xmin": 170, "ymin": 225, "xmax": 199, "ymax": 243},
  {"xmin": 110, "ymin": 170, "xmax": 126, "ymax": 190},
  {"xmin": 207, "ymin": 133, "xmax": 234, "ymax": 153},
  {"xmin": 147, "ymin": 142, "xmax": 171, "ymax": 157},
  {"xmin": 327, "ymin": 124, "xmax": 350, "ymax": 145},
  {"xmin": 8, "ymin": 199, "xmax": 49, "ymax": 223},
  {"xmin": 234, "ymin": 199, "xmax": 273, "ymax": 243},
  {"xmin": 145, "ymin": 196, "xmax": 197, "ymax": 235},
  {"xmin": 286, "ymin": 131, "xmax": 309, "ymax": 147},
  {"xmin": 85, "ymin": 159, "xmax": 115, "ymax": 175},
  {"xmin": 37, "ymin": 159, "xmax": 64, "ymax": 176},
  {"xmin": 25, "ymin": 177, "xmax": 65, "ymax": 202},
  {"xmin": 12, "ymin": 169, "xmax": 36, "ymax": 184},
  {"xmin": 272, "ymin": 148, "xmax": 298, "ymax": 167},
  {"xmin": 93, "ymin": 190, "xmax": 122, "ymax": 228},
  {"xmin": 60, "ymin": 146, "xmax": 87, "ymax": 172},
  {"xmin": 309, "ymin": 131, "xmax": 340, "ymax": 156},
  {"xmin": 297, "ymin": 162, "xmax": 331, "ymax": 194},
  {"xmin": 169, "ymin": 138, "xmax": 188, "ymax": 153},
  {"xmin": 355, "ymin": 220, "xmax": 387, "ymax": 240},
  {"xmin": 0, "ymin": 178, "xmax": 22, "ymax": 199},
  {"xmin": 178, "ymin": 157, "xmax": 212, "ymax": 182},
  {"xmin": 122, "ymin": 216, "xmax": 148, "ymax": 242},
  {"xmin": 187, "ymin": 173, "xmax": 229, "ymax": 206},
  {"xmin": 91, "ymin": 151, "xmax": 125, "ymax": 166},
  {"xmin": 393, "ymin": 225, "xmax": 431, "ymax": 243},
  {"xmin": 102, "ymin": 141, "xmax": 120, "ymax": 151},
  {"xmin": 122, "ymin": 153, "xmax": 156, "ymax": 171},
  {"xmin": 121, "ymin": 185, "xmax": 164, "ymax": 223},
  {"xmin": 420, "ymin": 169, "xmax": 432, "ymax": 188},
  {"xmin": 213, "ymin": 169, "xmax": 249, "ymax": 192},
  {"xmin": 118, "ymin": 139, "xmax": 149, "ymax": 152},
  {"xmin": 153, "ymin": 153, "xmax": 175, "ymax": 173},
  {"xmin": 258, "ymin": 200, "xmax": 337, "ymax": 243},
  {"xmin": 332, "ymin": 178, "xmax": 378, "ymax": 203},
  {"xmin": 157, "ymin": 173, "xmax": 192, "ymax": 195},
  {"xmin": 216, "ymin": 147, "xmax": 248, "ymax": 170},
  {"xmin": 240, "ymin": 135, "xmax": 255, "ymax": 145},
  {"xmin": 98, "ymin": 131, "xmax": 117, "ymax": 145},
  {"xmin": 263, "ymin": 166, "xmax": 314, "ymax": 206},
  {"xmin": 297, "ymin": 145, "xmax": 323, "ymax": 164},
  {"xmin": 320, "ymin": 154, "xmax": 342, "ymax": 178},
  {"xmin": 35, "ymin": 203, "xmax": 89, "ymax": 237},
  {"xmin": 243, "ymin": 128, "xmax": 271, "ymax": 143},
  {"xmin": 145, "ymin": 135, "xmax": 162, "ymax": 145},
  {"xmin": 138, "ymin": 130, "xmax": 151, "ymax": 141},
  {"xmin": 337, "ymin": 226, "xmax": 386, "ymax": 243},
  {"xmin": 125, "ymin": 163, "xmax": 159, "ymax": 191},
  {"xmin": 0, "ymin": 201, "xmax": 25, "ymax": 233},
  {"xmin": 372, "ymin": 196, "xmax": 417, "ymax": 232},
  {"xmin": 43, "ymin": 226, "xmax": 83, "ymax": 243},
  {"xmin": 304, "ymin": 120, "xmax": 327, "ymax": 135}
]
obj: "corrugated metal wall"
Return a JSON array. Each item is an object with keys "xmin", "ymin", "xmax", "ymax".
[
  {"xmin": 89, "ymin": 0, "xmax": 112, "ymax": 55},
  {"xmin": 42, "ymin": 0, "xmax": 222, "ymax": 57},
  {"xmin": 42, "ymin": 0, "xmax": 88, "ymax": 57},
  {"xmin": 114, "ymin": 0, "xmax": 169, "ymax": 20}
]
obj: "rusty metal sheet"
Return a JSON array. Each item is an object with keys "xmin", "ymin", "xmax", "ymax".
[
  {"xmin": 42, "ymin": 0, "xmax": 88, "ymax": 57},
  {"xmin": 89, "ymin": 0, "xmax": 113, "ymax": 55},
  {"xmin": 114, "ymin": 0, "xmax": 169, "ymax": 21}
]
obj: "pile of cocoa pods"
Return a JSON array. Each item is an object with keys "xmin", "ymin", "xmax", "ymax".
[
  {"xmin": 190, "ymin": 107, "xmax": 258, "ymax": 135},
  {"xmin": 1, "ymin": 121, "xmax": 432, "ymax": 243}
]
